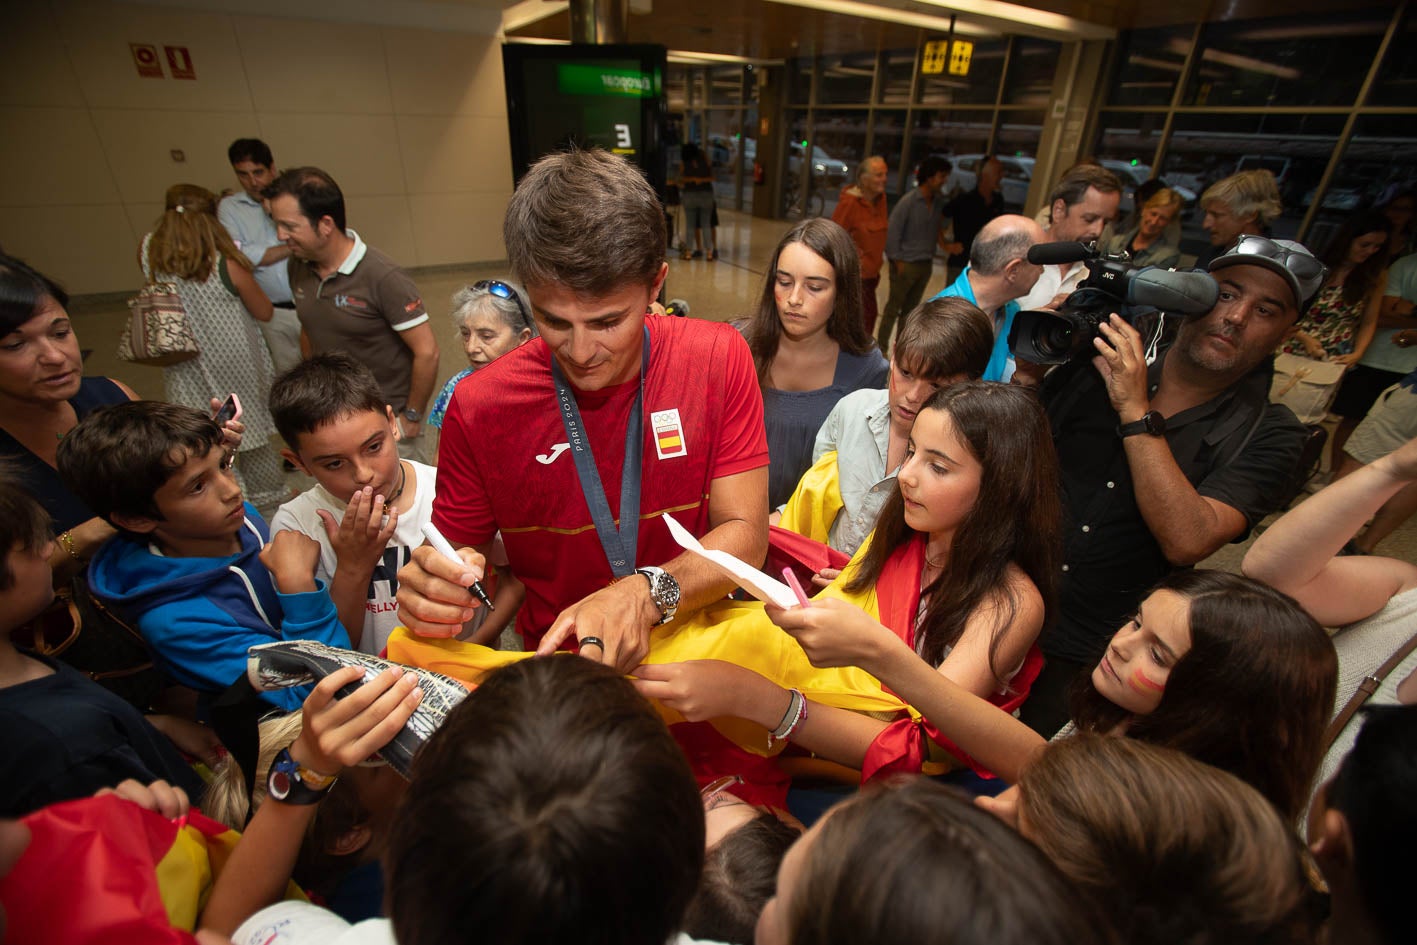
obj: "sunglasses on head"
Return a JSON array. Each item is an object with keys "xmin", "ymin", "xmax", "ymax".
[
  {"xmin": 1231, "ymin": 234, "xmax": 1325, "ymax": 282},
  {"xmin": 473, "ymin": 279, "xmax": 531, "ymax": 330}
]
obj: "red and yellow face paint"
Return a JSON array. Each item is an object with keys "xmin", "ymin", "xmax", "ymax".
[{"xmin": 1126, "ymin": 669, "xmax": 1166, "ymax": 697}]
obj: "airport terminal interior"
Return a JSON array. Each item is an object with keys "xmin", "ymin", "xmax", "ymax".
[
  {"xmin": 6, "ymin": 4, "xmax": 1417, "ymax": 940},
  {"xmin": 35, "ymin": 0, "xmax": 1417, "ymax": 568}
]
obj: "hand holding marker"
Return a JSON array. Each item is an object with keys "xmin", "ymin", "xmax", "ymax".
[{"xmin": 421, "ymin": 523, "xmax": 496, "ymax": 612}]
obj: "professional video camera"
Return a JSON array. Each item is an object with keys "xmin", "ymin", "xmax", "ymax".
[{"xmin": 1008, "ymin": 242, "xmax": 1221, "ymax": 364}]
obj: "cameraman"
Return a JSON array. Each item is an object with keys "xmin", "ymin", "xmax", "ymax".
[{"xmin": 1019, "ymin": 237, "xmax": 1323, "ymax": 737}]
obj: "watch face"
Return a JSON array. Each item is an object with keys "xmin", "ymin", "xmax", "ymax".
[{"xmin": 269, "ymin": 769, "xmax": 292, "ymax": 800}]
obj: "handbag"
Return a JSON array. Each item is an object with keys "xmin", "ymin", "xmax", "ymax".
[
  {"xmin": 11, "ymin": 573, "xmax": 167, "ymax": 711},
  {"xmin": 1270, "ymin": 352, "xmax": 1346, "ymax": 424},
  {"xmin": 118, "ymin": 279, "xmax": 200, "ymax": 366}
]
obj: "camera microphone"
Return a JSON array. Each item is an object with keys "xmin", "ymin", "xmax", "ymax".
[
  {"xmin": 1126, "ymin": 268, "xmax": 1219, "ymax": 315},
  {"xmin": 1026, "ymin": 241, "xmax": 1094, "ymax": 265},
  {"xmin": 664, "ymin": 298, "xmax": 691, "ymax": 318}
]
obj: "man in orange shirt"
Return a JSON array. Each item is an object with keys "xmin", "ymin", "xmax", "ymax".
[{"xmin": 832, "ymin": 156, "xmax": 889, "ymax": 334}]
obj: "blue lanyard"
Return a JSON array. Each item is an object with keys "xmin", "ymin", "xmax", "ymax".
[{"xmin": 549, "ymin": 326, "xmax": 650, "ymax": 578}]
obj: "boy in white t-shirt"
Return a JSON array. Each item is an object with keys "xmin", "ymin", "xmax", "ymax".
[{"xmin": 269, "ymin": 354, "xmax": 509, "ymax": 653}]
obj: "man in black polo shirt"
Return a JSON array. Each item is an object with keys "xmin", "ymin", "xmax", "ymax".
[{"xmin": 1020, "ymin": 236, "xmax": 1325, "ymax": 737}]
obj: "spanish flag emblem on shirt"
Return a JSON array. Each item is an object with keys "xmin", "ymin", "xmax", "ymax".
[{"xmin": 652, "ymin": 408, "xmax": 688, "ymax": 459}]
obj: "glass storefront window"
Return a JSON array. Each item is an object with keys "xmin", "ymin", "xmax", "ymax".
[
  {"xmin": 666, "ymin": 66, "xmax": 689, "ymax": 112},
  {"xmin": 1106, "ymin": 24, "xmax": 1194, "ymax": 107},
  {"xmin": 870, "ymin": 111, "xmax": 909, "ymax": 201},
  {"xmin": 1160, "ymin": 113, "xmax": 1344, "ymax": 248},
  {"xmin": 783, "ymin": 110, "xmax": 811, "ymax": 217},
  {"xmin": 741, "ymin": 103, "xmax": 759, "ymax": 213},
  {"xmin": 1003, "ymin": 38, "xmax": 1061, "ymax": 108},
  {"xmin": 710, "ymin": 66, "xmax": 743, "ymax": 107},
  {"xmin": 878, "ymin": 50, "xmax": 915, "ymax": 106},
  {"xmin": 819, "ymin": 53, "xmax": 878, "ymax": 105},
  {"xmin": 812, "ymin": 109, "xmax": 869, "ymax": 218},
  {"xmin": 787, "ymin": 59, "xmax": 812, "ymax": 105},
  {"xmin": 1370, "ymin": 8, "xmax": 1417, "ymax": 106},
  {"xmin": 1307, "ymin": 115, "xmax": 1417, "ymax": 252},
  {"xmin": 707, "ymin": 109, "xmax": 745, "ymax": 209},
  {"xmin": 1183, "ymin": 11, "xmax": 1388, "ymax": 108},
  {"xmin": 918, "ymin": 35, "xmax": 1007, "ymax": 107},
  {"xmin": 1092, "ymin": 111, "xmax": 1175, "ymax": 216}
]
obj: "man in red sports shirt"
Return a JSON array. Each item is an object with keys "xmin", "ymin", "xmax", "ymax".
[{"xmin": 396, "ymin": 150, "xmax": 769, "ymax": 672}]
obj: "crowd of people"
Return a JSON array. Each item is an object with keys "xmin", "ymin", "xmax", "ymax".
[{"xmin": 0, "ymin": 138, "xmax": 1415, "ymax": 945}]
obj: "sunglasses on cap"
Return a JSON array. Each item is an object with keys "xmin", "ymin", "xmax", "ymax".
[
  {"xmin": 473, "ymin": 279, "xmax": 531, "ymax": 330},
  {"xmin": 1230, "ymin": 234, "xmax": 1326, "ymax": 283}
]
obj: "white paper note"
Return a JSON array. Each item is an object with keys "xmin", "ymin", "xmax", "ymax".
[{"xmin": 662, "ymin": 513, "xmax": 799, "ymax": 609}]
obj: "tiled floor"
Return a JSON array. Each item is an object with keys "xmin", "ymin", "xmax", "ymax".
[{"xmin": 67, "ymin": 206, "xmax": 1417, "ymax": 573}]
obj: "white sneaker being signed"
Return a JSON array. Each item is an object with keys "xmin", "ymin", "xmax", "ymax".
[{"xmin": 246, "ymin": 640, "xmax": 468, "ymax": 777}]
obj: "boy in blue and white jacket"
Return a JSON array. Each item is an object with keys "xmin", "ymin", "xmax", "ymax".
[{"xmin": 58, "ymin": 401, "xmax": 350, "ymax": 711}]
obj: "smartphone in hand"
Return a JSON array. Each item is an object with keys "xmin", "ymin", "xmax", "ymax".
[{"xmin": 213, "ymin": 393, "xmax": 243, "ymax": 425}]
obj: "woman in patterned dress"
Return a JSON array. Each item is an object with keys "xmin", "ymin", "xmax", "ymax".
[
  {"xmin": 1284, "ymin": 212, "xmax": 1390, "ymax": 364},
  {"xmin": 141, "ymin": 185, "xmax": 286, "ymax": 510},
  {"xmin": 1284, "ymin": 212, "xmax": 1392, "ymax": 471}
]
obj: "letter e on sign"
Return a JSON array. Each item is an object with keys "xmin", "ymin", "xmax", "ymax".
[
  {"xmin": 165, "ymin": 45, "xmax": 196, "ymax": 80},
  {"xmin": 131, "ymin": 43, "xmax": 163, "ymax": 78}
]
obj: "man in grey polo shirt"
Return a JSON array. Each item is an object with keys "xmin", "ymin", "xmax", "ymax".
[
  {"xmin": 265, "ymin": 166, "xmax": 440, "ymax": 462},
  {"xmin": 218, "ymin": 138, "xmax": 302, "ymax": 374}
]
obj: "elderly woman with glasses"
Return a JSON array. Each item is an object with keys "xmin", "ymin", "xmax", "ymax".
[{"xmin": 427, "ymin": 279, "xmax": 537, "ymax": 437}]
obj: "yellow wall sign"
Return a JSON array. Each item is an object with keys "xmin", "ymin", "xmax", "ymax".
[
  {"xmin": 922, "ymin": 39, "xmax": 972, "ymax": 77},
  {"xmin": 922, "ymin": 40, "xmax": 949, "ymax": 75},
  {"xmin": 949, "ymin": 40, "xmax": 973, "ymax": 76}
]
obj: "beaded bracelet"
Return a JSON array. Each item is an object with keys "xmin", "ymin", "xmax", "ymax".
[
  {"xmin": 57, "ymin": 531, "xmax": 81, "ymax": 561},
  {"xmin": 769, "ymin": 688, "xmax": 808, "ymax": 748}
]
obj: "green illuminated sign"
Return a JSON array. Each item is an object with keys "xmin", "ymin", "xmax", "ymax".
[{"xmin": 557, "ymin": 63, "xmax": 655, "ymax": 98}]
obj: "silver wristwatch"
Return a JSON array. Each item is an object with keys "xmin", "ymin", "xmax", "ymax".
[{"xmin": 635, "ymin": 566, "xmax": 680, "ymax": 625}]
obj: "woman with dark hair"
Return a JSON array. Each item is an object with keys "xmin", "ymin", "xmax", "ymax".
[
  {"xmin": 1311, "ymin": 211, "xmax": 1396, "ymax": 469},
  {"xmin": 635, "ymin": 382, "xmax": 1060, "ymax": 783},
  {"xmin": 756, "ymin": 778, "xmax": 1106, "ymax": 945},
  {"xmin": 0, "ymin": 255, "xmax": 145, "ymax": 578},
  {"xmin": 1285, "ymin": 211, "xmax": 1388, "ymax": 365},
  {"xmin": 773, "ymin": 564, "xmax": 1336, "ymax": 823},
  {"xmin": 142, "ymin": 183, "xmax": 284, "ymax": 510},
  {"xmin": 744, "ymin": 218, "xmax": 888, "ymax": 507},
  {"xmin": 990, "ymin": 736, "xmax": 1319, "ymax": 945}
]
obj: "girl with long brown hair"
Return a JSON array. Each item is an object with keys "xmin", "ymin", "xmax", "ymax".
[
  {"xmin": 771, "ymin": 565, "xmax": 1335, "ymax": 822},
  {"xmin": 742, "ymin": 218, "xmax": 888, "ymax": 508},
  {"xmin": 142, "ymin": 184, "xmax": 284, "ymax": 509},
  {"xmin": 635, "ymin": 381, "xmax": 1061, "ymax": 782}
]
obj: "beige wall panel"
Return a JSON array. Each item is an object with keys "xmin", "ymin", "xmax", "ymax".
[
  {"xmin": 55, "ymin": 1, "xmax": 252, "ymax": 112},
  {"xmin": 383, "ymin": 28, "xmax": 505, "ymax": 117},
  {"xmin": 256, "ymin": 112, "xmax": 406, "ymax": 196},
  {"xmin": 90, "ymin": 108, "xmax": 260, "ymax": 205},
  {"xmin": 0, "ymin": 106, "xmax": 121, "ymax": 206},
  {"xmin": 123, "ymin": 202, "xmax": 167, "ymax": 245},
  {"xmin": 396, "ymin": 114, "xmax": 513, "ymax": 195},
  {"xmin": 0, "ymin": 5, "xmax": 86, "ymax": 108},
  {"xmin": 345, "ymin": 194, "xmax": 419, "ymax": 269},
  {"xmin": 0, "ymin": 204, "xmax": 139, "ymax": 295},
  {"xmin": 408, "ymin": 191, "xmax": 510, "ymax": 267},
  {"xmin": 235, "ymin": 16, "xmax": 393, "ymax": 115}
]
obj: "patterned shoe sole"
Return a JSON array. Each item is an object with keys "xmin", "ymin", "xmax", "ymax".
[{"xmin": 247, "ymin": 640, "xmax": 469, "ymax": 777}]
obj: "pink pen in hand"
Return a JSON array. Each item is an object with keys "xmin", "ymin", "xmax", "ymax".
[{"xmin": 782, "ymin": 567, "xmax": 811, "ymax": 608}]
